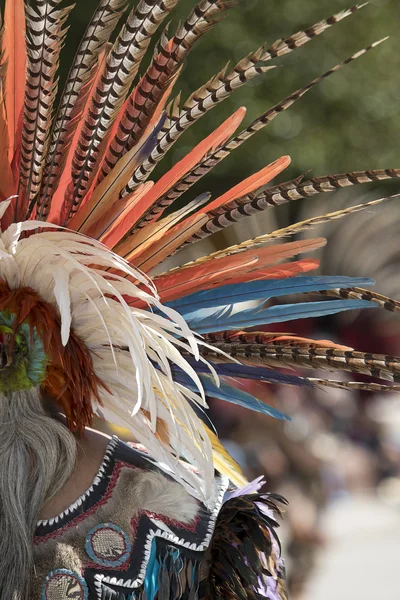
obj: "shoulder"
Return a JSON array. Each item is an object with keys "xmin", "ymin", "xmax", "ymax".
[{"xmin": 113, "ymin": 438, "xmax": 229, "ymax": 540}]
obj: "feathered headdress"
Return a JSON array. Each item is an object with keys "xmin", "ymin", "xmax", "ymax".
[{"xmin": 0, "ymin": 0, "xmax": 399, "ymax": 502}]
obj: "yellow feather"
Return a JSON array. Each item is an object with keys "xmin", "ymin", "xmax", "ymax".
[{"xmin": 204, "ymin": 424, "xmax": 248, "ymax": 487}]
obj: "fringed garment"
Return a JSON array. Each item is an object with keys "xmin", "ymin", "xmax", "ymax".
[{"xmin": 33, "ymin": 438, "xmax": 287, "ymax": 600}]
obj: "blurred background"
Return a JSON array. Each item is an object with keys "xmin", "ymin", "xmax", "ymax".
[{"xmin": 66, "ymin": 0, "xmax": 400, "ymax": 597}]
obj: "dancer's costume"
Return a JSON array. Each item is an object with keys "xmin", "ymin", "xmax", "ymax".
[{"xmin": 0, "ymin": 1, "xmax": 400, "ymax": 598}]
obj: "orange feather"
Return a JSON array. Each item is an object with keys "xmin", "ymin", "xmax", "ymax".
[
  {"xmin": 212, "ymin": 330, "xmax": 353, "ymax": 352},
  {"xmin": 129, "ymin": 238, "xmax": 324, "ymax": 306},
  {"xmin": 126, "ymin": 246, "xmax": 259, "ymax": 309},
  {"xmin": 119, "ymin": 107, "xmax": 247, "ymax": 234},
  {"xmin": 2, "ymin": 0, "xmax": 26, "ymax": 168},
  {"xmin": 91, "ymin": 182, "xmax": 154, "ymax": 245},
  {"xmin": 152, "ymin": 238, "xmax": 325, "ymax": 301},
  {"xmin": 204, "ymin": 156, "xmax": 291, "ymax": 214},
  {"xmin": 265, "ymin": 334, "xmax": 353, "ymax": 351},
  {"xmin": 124, "ymin": 212, "xmax": 210, "ymax": 273},
  {"xmin": 47, "ymin": 45, "xmax": 111, "ymax": 226},
  {"xmin": 221, "ymin": 258, "xmax": 320, "ymax": 285},
  {"xmin": 0, "ymin": 82, "xmax": 14, "ymax": 201}
]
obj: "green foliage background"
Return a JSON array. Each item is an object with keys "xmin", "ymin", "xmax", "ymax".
[{"xmin": 64, "ymin": 0, "xmax": 400, "ymax": 198}]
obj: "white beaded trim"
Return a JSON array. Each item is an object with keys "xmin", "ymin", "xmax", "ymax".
[
  {"xmin": 93, "ymin": 473, "xmax": 229, "ymax": 597},
  {"xmin": 37, "ymin": 436, "xmax": 119, "ymax": 527}
]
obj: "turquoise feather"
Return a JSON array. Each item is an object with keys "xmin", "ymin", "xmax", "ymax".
[
  {"xmin": 172, "ymin": 370, "xmax": 290, "ymax": 420},
  {"xmin": 0, "ymin": 310, "xmax": 47, "ymax": 390}
]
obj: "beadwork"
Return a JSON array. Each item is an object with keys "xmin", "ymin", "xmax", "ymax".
[
  {"xmin": 85, "ymin": 522, "xmax": 132, "ymax": 568},
  {"xmin": 41, "ymin": 569, "xmax": 88, "ymax": 600}
]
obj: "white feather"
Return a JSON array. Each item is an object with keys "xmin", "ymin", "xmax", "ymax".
[
  {"xmin": 0, "ymin": 219, "xmax": 216, "ymax": 502},
  {"xmin": 52, "ymin": 266, "xmax": 71, "ymax": 345},
  {"xmin": 0, "ymin": 198, "xmax": 13, "ymax": 220}
]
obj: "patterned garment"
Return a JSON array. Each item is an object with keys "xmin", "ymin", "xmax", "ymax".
[{"xmin": 33, "ymin": 438, "xmax": 287, "ymax": 600}]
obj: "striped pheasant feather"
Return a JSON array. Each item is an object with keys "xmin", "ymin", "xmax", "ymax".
[
  {"xmin": 66, "ymin": 0, "xmax": 178, "ymax": 220},
  {"xmin": 184, "ymin": 168, "xmax": 400, "ymax": 245},
  {"xmin": 35, "ymin": 0, "xmax": 128, "ymax": 220},
  {"xmin": 100, "ymin": 0, "xmax": 235, "ymax": 182},
  {"xmin": 18, "ymin": 0, "xmax": 73, "ymax": 218},
  {"xmin": 140, "ymin": 39, "xmax": 387, "ymax": 237},
  {"xmin": 122, "ymin": 5, "xmax": 367, "ymax": 195}
]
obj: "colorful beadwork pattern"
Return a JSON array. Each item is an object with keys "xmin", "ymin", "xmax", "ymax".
[
  {"xmin": 85, "ymin": 522, "xmax": 132, "ymax": 568},
  {"xmin": 41, "ymin": 569, "xmax": 88, "ymax": 600}
]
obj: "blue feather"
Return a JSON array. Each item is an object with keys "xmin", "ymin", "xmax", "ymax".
[
  {"xmin": 182, "ymin": 357, "xmax": 313, "ymax": 387},
  {"xmin": 138, "ymin": 111, "xmax": 167, "ymax": 161},
  {"xmin": 172, "ymin": 369, "xmax": 290, "ymax": 420},
  {"xmin": 166, "ymin": 276, "xmax": 375, "ymax": 314},
  {"xmin": 183, "ymin": 298, "xmax": 377, "ymax": 334}
]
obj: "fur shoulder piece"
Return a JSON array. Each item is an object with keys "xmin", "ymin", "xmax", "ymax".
[{"xmin": 204, "ymin": 492, "xmax": 288, "ymax": 600}]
